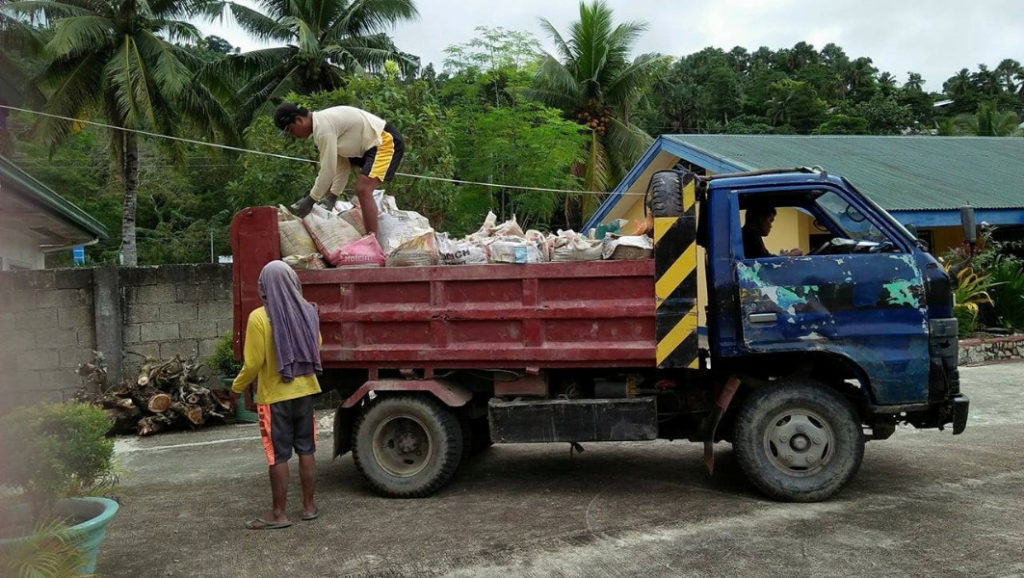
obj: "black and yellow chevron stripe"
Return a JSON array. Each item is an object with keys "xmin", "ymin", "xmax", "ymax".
[{"xmin": 654, "ymin": 173, "xmax": 699, "ymax": 369}]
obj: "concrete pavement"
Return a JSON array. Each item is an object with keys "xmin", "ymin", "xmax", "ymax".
[{"xmin": 98, "ymin": 362, "xmax": 1024, "ymax": 577}]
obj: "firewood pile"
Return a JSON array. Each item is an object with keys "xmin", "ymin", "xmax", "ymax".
[{"xmin": 75, "ymin": 352, "xmax": 233, "ymax": 436}]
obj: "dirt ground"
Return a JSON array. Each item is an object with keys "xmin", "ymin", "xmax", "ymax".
[{"xmin": 98, "ymin": 362, "xmax": 1024, "ymax": 577}]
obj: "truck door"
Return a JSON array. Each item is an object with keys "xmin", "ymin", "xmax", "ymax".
[{"xmin": 733, "ymin": 187, "xmax": 931, "ymax": 405}]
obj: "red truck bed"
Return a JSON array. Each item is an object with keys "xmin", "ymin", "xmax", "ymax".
[{"xmin": 231, "ymin": 206, "xmax": 656, "ymax": 370}]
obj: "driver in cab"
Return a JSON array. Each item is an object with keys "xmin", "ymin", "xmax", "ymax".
[{"xmin": 742, "ymin": 206, "xmax": 804, "ymax": 259}]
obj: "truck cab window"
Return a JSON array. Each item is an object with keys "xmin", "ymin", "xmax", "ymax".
[
  {"xmin": 810, "ymin": 191, "xmax": 900, "ymax": 255},
  {"xmin": 815, "ymin": 191, "xmax": 887, "ymax": 242}
]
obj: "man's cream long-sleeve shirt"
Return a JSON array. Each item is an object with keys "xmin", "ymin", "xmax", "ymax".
[{"xmin": 309, "ymin": 106, "xmax": 387, "ymax": 200}]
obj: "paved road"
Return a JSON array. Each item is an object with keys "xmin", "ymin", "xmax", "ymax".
[{"xmin": 100, "ymin": 363, "xmax": 1024, "ymax": 577}]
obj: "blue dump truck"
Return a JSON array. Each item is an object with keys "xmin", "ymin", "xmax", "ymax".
[{"xmin": 232, "ymin": 167, "xmax": 969, "ymax": 503}]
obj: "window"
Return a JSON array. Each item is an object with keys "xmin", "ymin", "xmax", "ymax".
[{"xmin": 814, "ymin": 191, "xmax": 887, "ymax": 243}]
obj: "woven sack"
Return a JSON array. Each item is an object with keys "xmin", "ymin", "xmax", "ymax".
[
  {"xmin": 282, "ymin": 253, "xmax": 327, "ymax": 270},
  {"xmin": 278, "ymin": 206, "xmax": 317, "ymax": 256},
  {"xmin": 328, "ymin": 234, "xmax": 386, "ymax": 268},
  {"xmin": 302, "ymin": 204, "xmax": 361, "ymax": 257}
]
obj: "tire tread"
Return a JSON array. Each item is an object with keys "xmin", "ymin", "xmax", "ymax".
[{"xmin": 352, "ymin": 395, "xmax": 463, "ymax": 498}]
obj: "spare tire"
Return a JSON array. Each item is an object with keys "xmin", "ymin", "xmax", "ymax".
[{"xmin": 648, "ymin": 170, "xmax": 686, "ymax": 218}]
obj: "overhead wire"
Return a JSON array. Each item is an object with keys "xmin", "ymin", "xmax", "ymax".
[{"xmin": 1, "ymin": 104, "xmax": 646, "ymax": 197}]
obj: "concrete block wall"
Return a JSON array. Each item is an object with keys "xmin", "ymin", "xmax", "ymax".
[
  {"xmin": 0, "ymin": 269, "xmax": 96, "ymax": 411},
  {"xmin": 120, "ymin": 265, "xmax": 234, "ymax": 371},
  {"xmin": 0, "ymin": 264, "xmax": 233, "ymax": 415}
]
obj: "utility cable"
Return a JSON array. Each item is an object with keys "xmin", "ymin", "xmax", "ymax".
[{"xmin": 1, "ymin": 104, "xmax": 645, "ymax": 196}]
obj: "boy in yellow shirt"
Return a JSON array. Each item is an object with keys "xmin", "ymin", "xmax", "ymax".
[{"xmin": 233, "ymin": 261, "xmax": 322, "ymax": 529}]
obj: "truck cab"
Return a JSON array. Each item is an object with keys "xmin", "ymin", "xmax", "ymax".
[{"xmin": 693, "ymin": 169, "xmax": 966, "ymax": 431}]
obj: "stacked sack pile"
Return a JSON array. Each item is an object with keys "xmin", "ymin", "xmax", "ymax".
[{"xmin": 277, "ymin": 192, "xmax": 654, "ymax": 270}]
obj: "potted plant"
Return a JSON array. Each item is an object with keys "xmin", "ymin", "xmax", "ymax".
[
  {"xmin": 0, "ymin": 401, "xmax": 119, "ymax": 575},
  {"xmin": 209, "ymin": 332, "xmax": 257, "ymax": 423}
]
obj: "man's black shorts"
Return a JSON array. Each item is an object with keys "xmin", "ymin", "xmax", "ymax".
[
  {"xmin": 348, "ymin": 123, "xmax": 405, "ymax": 183},
  {"xmin": 257, "ymin": 396, "xmax": 316, "ymax": 466}
]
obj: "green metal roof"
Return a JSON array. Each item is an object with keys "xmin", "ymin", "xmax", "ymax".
[
  {"xmin": 663, "ymin": 135, "xmax": 1024, "ymax": 210},
  {"xmin": 0, "ymin": 154, "xmax": 109, "ymax": 239}
]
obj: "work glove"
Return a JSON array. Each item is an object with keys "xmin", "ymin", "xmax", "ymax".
[
  {"xmin": 319, "ymin": 193, "xmax": 338, "ymax": 212},
  {"xmin": 290, "ymin": 195, "xmax": 316, "ymax": 218}
]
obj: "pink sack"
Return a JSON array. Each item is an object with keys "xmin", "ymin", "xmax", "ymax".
[{"xmin": 328, "ymin": 234, "xmax": 386, "ymax": 267}]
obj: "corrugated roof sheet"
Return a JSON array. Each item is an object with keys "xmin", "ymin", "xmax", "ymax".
[
  {"xmin": 664, "ymin": 135, "xmax": 1024, "ymax": 210},
  {"xmin": 0, "ymin": 154, "xmax": 109, "ymax": 239}
]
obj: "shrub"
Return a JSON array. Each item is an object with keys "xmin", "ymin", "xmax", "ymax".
[
  {"xmin": 209, "ymin": 332, "xmax": 242, "ymax": 376},
  {"xmin": 0, "ymin": 518, "xmax": 88, "ymax": 577},
  {"xmin": 0, "ymin": 402, "xmax": 115, "ymax": 515},
  {"xmin": 988, "ymin": 259, "xmax": 1024, "ymax": 330},
  {"xmin": 948, "ymin": 267, "xmax": 995, "ymax": 337}
]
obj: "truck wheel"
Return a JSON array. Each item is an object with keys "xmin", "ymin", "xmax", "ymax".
[
  {"xmin": 352, "ymin": 395, "xmax": 463, "ymax": 498},
  {"xmin": 648, "ymin": 171, "xmax": 685, "ymax": 218},
  {"xmin": 733, "ymin": 381, "xmax": 864, "ymax": 502}
]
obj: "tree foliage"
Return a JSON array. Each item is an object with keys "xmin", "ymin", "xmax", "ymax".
[
  {"xmin": 2, "ymin": 0, "xmax": 236, "ymax": 265},
  {"xmin": 203, "ymin": 0, "xmax": 420, "ymax": 126},
  {"xmin": 5, "ymin": 9, "xmax": 1024, "ymax": 267},
  {"xmin": 532, "ymin": 0, "xmax": 659, "ymax": 214}
]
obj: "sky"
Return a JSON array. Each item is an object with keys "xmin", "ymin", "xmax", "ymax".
[{"xmin": 198, "ymin": 0, "xmax": 1024, "ymax": 93}]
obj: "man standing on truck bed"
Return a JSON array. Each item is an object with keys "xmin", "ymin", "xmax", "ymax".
[{"xmin": 274, "ymin": 102, "xmax": 405, "ymax": 235}]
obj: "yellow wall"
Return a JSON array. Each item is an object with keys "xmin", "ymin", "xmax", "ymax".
[{"xmin": 744, "ymin": 208, "xmax": 810, "ymax": 256}]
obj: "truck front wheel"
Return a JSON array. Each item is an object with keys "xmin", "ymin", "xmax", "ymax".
[
  {"xmin": 733, "ymin": 382, "xmax": 864, "ymax": 502},
  {"xmin": 352, "ymin": 395, "xmax": 463, "ymax": 498}
]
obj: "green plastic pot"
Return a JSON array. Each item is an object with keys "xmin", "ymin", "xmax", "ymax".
[
  {"xmin": 0, "ymin": 496, "xmax": 119, "ymax": 575},
  {"xmin": 220, "ymin": 377, "xmax": 258, "ymax": 423}
]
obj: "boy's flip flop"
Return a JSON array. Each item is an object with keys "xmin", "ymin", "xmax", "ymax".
[
  {"xmin": 301, "ymin": 507, "xmax": 320, "ymax": 521},
  {"xmin": 245, "ymin": 517, "xmax": 293, "ymax": 530}
]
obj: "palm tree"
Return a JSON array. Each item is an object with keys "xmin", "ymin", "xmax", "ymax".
[
  {"xmin": 843, "ymin": 57, "xmax": 878, "ymax": 102},
  {"xmin": 994, "ymin": 59, "xmax": 1023, "ymax": 95},
  {"xmin": 0, "ymin": 4, "xmax": 46, "ymax": 154},
  {"xmin": 944, "ymin": 68, "xmax": 977, "ymax": 114},
  {"xmin": 2, "ymin": 0, "xmax": 235, "ymax": 266},
  {"xmin": 877, "ymin": 72, "xmax": 897, "ymax": 96},
  {"xmin": 954, "ymin": 103, "xmax": 1020, "ymax": 136},
  {"xmin": 206, "ymin": 0, "xmax": 419, "ymax": 126},
  {"xmin": 532, "ymin": 0, "xmax": 660, "ymax": 217}
]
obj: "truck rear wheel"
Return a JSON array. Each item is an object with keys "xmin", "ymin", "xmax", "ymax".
[
  {"xmin": 733, "ymin": 381, "xmax": 864, "ymax": 502},
  {"xmin": 352, "ymin": 395, "xmax": 463, "ymax": 498},
  {"xmin": 648, "ymin": 171, "xmax": 685, "ymax": 217}
]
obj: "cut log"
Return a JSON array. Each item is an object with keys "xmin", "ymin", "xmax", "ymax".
[
  {"xmin": 169, "ymin": 402, "xmax": 204, "ymax": 425},
  {"xmin": 147, "ymin": 393, "xmax": 172, "ymax": 413},
  {"xmin": 184, "ymin": 405, "xmax": 205, "ymax": 425}
]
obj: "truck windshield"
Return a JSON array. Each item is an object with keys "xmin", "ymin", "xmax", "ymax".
[
  {"xmin": 841, "ymin": 179, "xmax": 917, "ymax": 244},
  {"xmin": 815, "ymin": 191, "xmax": 888, "ymax": 243}
]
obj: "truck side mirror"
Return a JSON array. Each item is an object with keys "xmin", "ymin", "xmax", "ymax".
[{"xmin": 960, "ymin": 206, "xmax": 977, "ymax": 246}]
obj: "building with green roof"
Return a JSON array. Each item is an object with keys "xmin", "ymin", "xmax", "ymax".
[
  {"xmin": 0, "ymin": 154, "xmax": 109, "ymax": 269},
  {"xmin": 586, "ymin": 135, "xmax": 1024, "ymax": 255}
]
